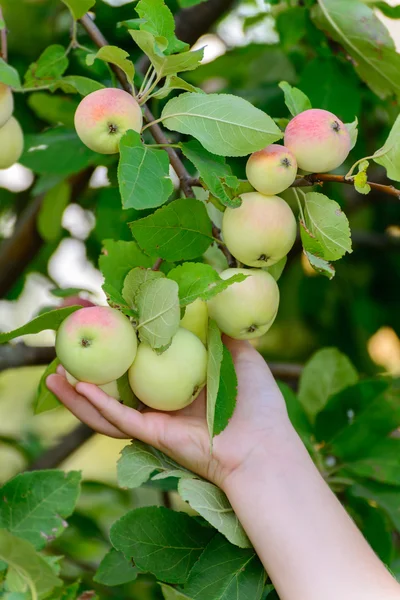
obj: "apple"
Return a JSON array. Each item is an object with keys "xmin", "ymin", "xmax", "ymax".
[
  {"xmin": 0, "ymin": 117, "xmax": 24, "ymax": 169},
  {"xmin": 180, "ymin": 298, "xmax": 208, "ymax": 345},
  {"xmin": 74, "ymin": 88, "xmax": 143, "ymax": 154},
  {"xmin": 128, "ymin": 328, "xmax": 207, "ymax": 411},
  {"xmin": 207, "ymin": 268, "xmax": 279, "ymax": 340},
  {"xmin": 0, "ymin": 84, "xmax": 13, "ymax": 128},
  {"xmin": 222, "ymin": 192, "xmax": 297, "ymax": 267},
  {"xmin": 56, "ymin": 306, "xmax": 137, "ymax": 384},
  {"xmin": 65, "ymin": 370, "xmax": 120, "ymax": 400},
  {"xmin": 246, "ymin": 144, "xmax": 297, "ymax": 195},
  {"xmin": 284, "ymin": 108, "xmax": 351, "ymax": 173}
]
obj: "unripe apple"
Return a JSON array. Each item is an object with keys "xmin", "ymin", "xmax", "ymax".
[
  {"xmin": 246, "ymin": 144, "xmax": 297, "ymax": 195},
  {"xmin": 56, "ymin": 306, "xmax": 137, "ymax": 384},
  {"xmin": 0, "ymin": 84, "xmax": 13, "ymax": 128},
  {"xmin": 207, "ymin": 268, "xmax": 279, "ymax": 340},
  {"xmin": 128, "ymin": 328, "xmax": 207, "ymax": 411},
  {"xmin": 180, "ymin": 299, "xmax": 208, "ymax": 345},
  {"xmin": 74, "ymin": 88, "xmax": 143, "ymax": 154},
  {"xmin": 65, "ymin": 370, "xmax": 120, "ymax": 400},
  {"xmin": 284, "ymin": 108, "xmax": 351, "ymax": 173},
  {"xmin": 222, "ymin": 192, "xmax": 297, "ymax": 267},
  {"xmin": 0, "ymin": 117, "xmax": 24, "ymax": 169}
]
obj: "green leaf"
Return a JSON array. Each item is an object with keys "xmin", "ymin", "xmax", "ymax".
[
  {"xmin": 181, "ymin": 140, "xmax": 240, "ymax": 208},
  {"xmin": 167, "ymin": 263, "xmax": 246, "ymax": 306},
  {"xmin": 0, "ymin": 530, "xmax": 62, "ymax": 598},
  {"xmin": 0, "ymin": 306, "xmax": 80, "ymax": 344},
  {"xmin": 152, "ymin": 75, "xmax": 203, "ymax": 100},
  {"xmin": 206, "ymin": 321, "xmax": 223, "ymax": 443},
  {"xmin": 374, "ymin": 2, "xmax": 400, "ymax": 18},
  {"xmin": 372, "ymin": 113, "xmax": 400, "ymax": 182},
  {"xmin": 20, "ymin": 127, "xmax": 97, "ymax": 176},
  {"xmin": 102, "ymin": 283, "xmax": 137, "ymax": 318},
  {"xmin": 129, "ymin": 30, "xmax": 203, "ymax": 77},
  {"xmin": 350, "ymin": 481, "xmax": 400, "ymax": 533},
  {"xmin": 122, "ymin": 267, "xmax": 164, "ymax": 309},
  {"xmin": 346, "ymin": 438, "xmax": 400, "ymax": 486},
  {"xmin": 34, "ymin": 358, "xmax": 61, "ymax": 414},
  {"xmin": 24, "ymin": 45, "xmax": 69, "ymax": 89},
  {"xmin": 0, "ymin": 471, "xmax": 81, "ymax": 549},
  {"xmin": 135, "ymin": 0, "xmax": 188, "ymax": 54},
  {"xmin": 0, "ymin": 59, "xmax": 21, "ymax": 88},
  {"xmin": 110, "ymin": 507, "xmax": 215, "ymax": 584},
  {"xmin": 94, "ymin": 548, "xmax": 138, "ymax": 586},
  {"xmin": 312, "ymin": 0, "xmax": 400, "ymax": 99},
  {"xmin": 278, "ymin": 81, "xmax": 311, "ymax": 116},
  {"xmin": 130, "ymin": 198, "xmax": 213, "ymax": 261},
  {"xmin": 298, "ymin": 347, "xmax": 358, "ymax": 421},
  {"xmin": 53, "ymin": 75, "xmax": 105, "ymax": 96},
  {"xmin": 177, "ymin": 0, "xmax": 207, "ymax": 6},
  {"xmin": 213, "ymin": 345, "xmax": 237, "ymax": 436},
  {"xmin": 263, "ymin": 256, "xmax": 287, "ymax": 282},
  {"xmin": 117, "ymin": 440, "xmax": 194, "ymax": 489},
  {"xmin": 161, "ymin": 93, "xmax": 282, "ymax": 157},
  {"xmin": 303, "ymin": 192, "xmax": 352, "ymax": 261},
  {"xmin": 37, "ymin": 181, "xmax": 70, "ymax": 243},
  {"xmin": 178, "ymin": 479, "xmax": 250, "ymax": 548},
  {"xmin": 346, "ymin": 117, "xmax": 359, "ymax": 150},
  {"xmin": 117, "ymin": 371, "xmax": 138, "ymax": 408},
  {"xmin": 118, "ymin": 131, "xmax": 173, "ymax": 210},
  {"xmin": 354, "ymin": 160, "xmax": 371, "ymax": 195},
  {"xmin": 303, "ymin": 251, "xmax": 335, "ymax": 280},
  {"xmin": 276, "ymin": 6, "xmax": 307, "ymax": 49},
  {"xmin": 62, "ymin": 0, "xmax": 95, "ymax": 19},
  {"xmin": 278, "ymin": 382, "xmax": 313, "ymax": 443},
  {"xmin": 136, "ymin": 278, "xmax": 181, "ymax": 348},
  {"xmin": 160, "ymin": 584, "xmax": 192, "ymax": 600},
  {"xmin": 99, "ymin": 239, "xmax": 154, "ymax": 293},
  {"xmin": 184, "ymin": 534, "xmax": 265, "ymax": 600},
  {"xmin": 28, "ymin": 93, "xmax": 77, "ymax": 128},
  {"xmin": 87, "ymin": 46, "xmax": 135, "ymax": 88}
]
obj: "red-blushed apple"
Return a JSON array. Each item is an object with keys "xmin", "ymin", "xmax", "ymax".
[
  {"xmin": 222, "ymin": 192, "xmax": 297, "ymax": 267},
  {"xmin": 65, "ymin": 370, "xmax": 120, "ymax": 400},
  {"xmin": 74, "ymin": 88, "xmax": 143, "ymax": 154},
  {"xmin": 207, "ymin": 268, "xmax": 279, "ymax": 340},
  {"xmin": 284, "ymin": 108, "xmax": 351, "ymax": 173},
  {"xmin": 0, "ymin": 84, "xmax": 13, "ymax": 128},
  {"xmin": 128, "ymin": 328, "xmax": 207, "ymax": 411},
  {"xmin": 0, "ymin": 117, "xmax": 24, "ymax": 169},
  {"xmin": 56, "ymin": 306, "xmax": 137, "ymax": 384},
  {"xmin": 246, "ymin": 144, "xmax": 297, "ymax": 195},
  {"xmin": 180, "ymin": 298, "xmax": 208, "ymax": 345}
]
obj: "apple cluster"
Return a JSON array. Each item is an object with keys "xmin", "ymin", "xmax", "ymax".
[
  {"xmin": 66, "ymin": 90, "xmax": 352, "ymax": 411},
  {"xmin": 0, "ymin": 84, "xmax": 24, "ymax": 169}
]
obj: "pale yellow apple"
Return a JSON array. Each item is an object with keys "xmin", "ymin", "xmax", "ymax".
[
  {"xmin": 207, "ymin": 268, "xmax": 279, "ymax": 340},
  {"xmin": 222, "ymin": 192, "xmax": 296, "ymax": 267},
  {"xmin": 65, "ymin": 370, "xmax": 120, "ymax": 400},
  {"xmin": 128, "ymin": 328, "xmax": 207, "ymax": 411},
  {"xmin": 0, "ymin": 117, "xmax": 24, "ymax": 169},
  {"xmin": 180, "ymin": 299, "xmax": 208, "ymax": 345},
  {"xmin": 0, "ymin": 84, "xmax": 13, "ymax": 128}
]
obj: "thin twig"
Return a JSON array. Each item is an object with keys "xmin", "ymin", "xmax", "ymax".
[
  {"xmin": 151, "ymin": 257, "xmax": 164, "ymax": 271},
  {"xmin": 0, "ymin": 6, "xmax": 7, "ymax": 63},
  {"xmin": 292, "ymin": 173, "xmax": 400, "ymax": 199},
  {"xmin": 27, "ymin": 423, "xmax": 94, "ymax": 471}
]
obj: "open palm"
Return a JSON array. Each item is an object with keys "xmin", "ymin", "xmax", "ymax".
[{"xmin": 47, "ymin": 337, "xmax": 288, "ymax": 488}]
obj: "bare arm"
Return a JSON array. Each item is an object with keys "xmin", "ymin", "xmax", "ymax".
[{"xmin": 47, "ymin": 338, "xmax": 400, "ymax": 600}]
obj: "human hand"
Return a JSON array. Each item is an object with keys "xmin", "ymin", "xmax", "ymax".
[{"xmin": 46, "ymin": 337, "xmax": 291, "ymax": 489}]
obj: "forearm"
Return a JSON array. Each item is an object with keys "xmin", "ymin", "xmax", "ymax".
[{"xmin": 223, "ymin": 420, "xmax": 400, "ymax": 600}]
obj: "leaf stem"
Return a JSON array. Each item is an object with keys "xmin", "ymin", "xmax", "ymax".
[
  {"xmin": 293, "ymin": 187, "xmax": 306, "ymax": 223},
  {"xmin": 141, "ymin": 116, "xmax": 167, "ymax": 132},
  {"xmin": 146, "ymin": 143, "xmax": 181, "ymax": 149}
]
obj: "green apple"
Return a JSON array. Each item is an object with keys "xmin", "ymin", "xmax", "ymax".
[
  {"xmin": 56, "ymin": 306, "xmax": 137, "ymax": 384},
  {"xmin": 246, "ymin": 144, "xmax": 297, "ymax": 196},
  {"xmin": 180, "ymin": 298, "xmax": 208, "ymax": 345},
  {"xmin": 207, "ymin": 268, "xmax": 279, "ymax": 340},
  {"xmin": 0, "ymin": 84, "xmax": 13, "ymax": 128},
  {"xmin": 128, "ymin": 328, "xmax": 207, "ymax": 411},
  {"xmin": 0, "ymin": 117, "xmax": 24, "ymax": 169},
  {"xmin": 222, "ymin": 192, "xmax": 297, "ymax": 267},
  {"xmin": 65, "ymin": 370, "xmax": 120, "ymax": 400},
  {"xmin": 74, "ymin": 88, "xmax": 143, "ymax": 154}
]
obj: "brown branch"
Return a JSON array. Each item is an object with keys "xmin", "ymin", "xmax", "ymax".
[
  {"xmin": 27, "ymin": 423, "xmax": 94, "ymax": 471},
  {"xmin": 79, "ymin": 13, "xmax": 237, "ymax": 266},
  {"xmin": 0, "ymin": 343, "xmax": 55, "ymax": 372},
  {"xmin": 151, "ymin": 257, "xmax": 164, "ymax": 271},
  {"xmin": 268, "ymin": 362, "xmax": 303, "ymax": 380},
  {"xmin": 0, "ymin": 6, "xmax": 7, "ymax": 63},
  {"xmin": 292, "ymin": 173, "xmax": 400, "ymax": 199}
]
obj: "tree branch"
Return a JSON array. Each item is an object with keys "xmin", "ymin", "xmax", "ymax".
[
  {"xmin": 0, "ymin": 343, "xmax": 55, "ymax": 372},
  {"xmin": 27, "ymin": 423, "xmax": 94, "ymax": 471},
  {"xmin": 0, "ymin": 6, "xmax": 7, "ymax": 63},
  {"xmin": 292, "ymin": 172, "xmax": 400, "ymax": 199}
]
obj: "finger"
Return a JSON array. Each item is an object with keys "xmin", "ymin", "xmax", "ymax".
[
  {"xmin": 46, "ymin": 375, "xmax": 128, "ymax": 439},
  {"xmin": 76, "ymin": 382, "xmax": 167, "ymax": 446},
  {"xmin": 56, "ymin": 364, "xmax": 66, "ymax": 376}
]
